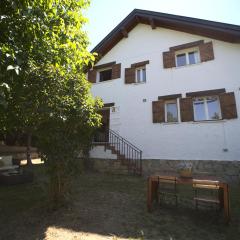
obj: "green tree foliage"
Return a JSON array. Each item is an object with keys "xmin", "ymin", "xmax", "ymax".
[{"xmin": 0, "ymin": 0, "xmax": 102, "ymax": 205}]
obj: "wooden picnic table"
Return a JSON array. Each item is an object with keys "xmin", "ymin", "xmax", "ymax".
[{"xmin": 147, "ymin": 175, "xmax": 230, "ymax": 223}]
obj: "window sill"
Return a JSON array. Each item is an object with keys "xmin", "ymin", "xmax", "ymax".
[
  {"xmin": 93, "ymin": 79, "xmax": 119, "ymax": 85},
  {"xmin": 174, "ymin": 62, "xmax": 202, "ymax": 69},
  {"xmin": 132, "ymin": 82, "xmax": 146, "ymax": 85},
  {"xmin": 191, "ymin": 119, "xmax": 226, "ymax": 124},
  {"xmin": 125, "ymin": 82, "xmax": 146, "ymax": 86},
  {"xmin": 155, "ymin": 120, "xmax": 228, "ymax": 125},
  {"xmin": 162, "ymin": 122, "xmax": 180, "ymax": 125}
]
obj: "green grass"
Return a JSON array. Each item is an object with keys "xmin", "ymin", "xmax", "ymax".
[{"xmin": 0, "ymin": 167, "xmax": 240, "ymax": 240}]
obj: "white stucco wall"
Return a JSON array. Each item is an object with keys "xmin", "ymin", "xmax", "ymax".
[{"xmin": 91, "ymin": 24, "xmax": 240, "ymax": 161}]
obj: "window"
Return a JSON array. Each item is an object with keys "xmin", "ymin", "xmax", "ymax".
[
  {"xmin": 99, "ymin": 69, "xmax": 112, "ymax": 82},
  {"xmin": 165, "ymin": 100, "xmax": 178, "ymax": 122},
  {"xmin": 175, "ymin": 48, "xmax": 200, "ymax": 67},
  {"xmin": 163, "ymin": 41, "xmax": 214, "ymax": 69},
  {"xmin": 135, "ymin": 67, "xmax": 146, "ymax": 83},
  {"xmin": 193, "ymin": 96, "xmax": 221, "ymax": 121}
]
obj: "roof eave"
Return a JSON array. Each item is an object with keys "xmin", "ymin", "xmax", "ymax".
[{"xmin": 91, "ymin": 9, "xmax": 240, "ymax": 60}]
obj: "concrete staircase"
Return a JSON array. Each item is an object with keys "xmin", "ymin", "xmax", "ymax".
[
  {"xmin": 92, "ymin": 128, "xmax": 142, "ymax": 175},
  {"xmin": 105, "ymin": 145, "xmax": 130, "ymax": 166}
]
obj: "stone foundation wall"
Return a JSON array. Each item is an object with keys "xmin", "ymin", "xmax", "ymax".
[
  {"xmin": 89, "ymin": 158, "xmax": 240, "ymax": 183},
  {"xmin": 142, "ymin": 159, "xmax": 240, "ymax": 183},
  {"xmin": 86, "ymin": 158, "xmax": 129, "ymax": 175}
]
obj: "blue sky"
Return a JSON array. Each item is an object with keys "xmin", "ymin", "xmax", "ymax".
[{"xmin": 85, "ymin": 0, "xmax": 240, "ymax": 50}]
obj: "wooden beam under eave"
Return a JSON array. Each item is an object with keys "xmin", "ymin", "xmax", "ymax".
[
  {"xmin": 149, "ymin": 18, "xmax": 156, "ymax": 29},
  {"xmin": 120, "ymin": 28, "xmax": 128, "ymax": 38}
]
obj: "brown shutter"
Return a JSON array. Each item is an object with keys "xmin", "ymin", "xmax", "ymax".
[
  {"xmin": 111, "ymin": 63, "xmax": 121, "ymax": 79},
  {"xmin": 152, "ymin": 100, "xmax": 165, "ymax": 123},
  {"xmin": 219, "ymin": 92, "xmax": 238, "ymax": 119},
  {"xmin": 163, "ymin": 51, "xmax": 176, "ymax": 68},
  {"xmin": 125, "ymin": 67, "xmax": 135, "ymax": 84},
  {"xmin": 199, "ymin": 41, "xmax": 214, "ymax": 62},
  {"xmin": 180, "ymin": 98, "xmax": 194, "ymax": 122},
  {"xmin": 87, "ymin": 69, "xmax": 97, "ymax": 83}
]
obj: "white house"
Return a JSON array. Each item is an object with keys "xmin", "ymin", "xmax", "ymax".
[{"xmin": 87, "ymin": 9, "xmax": 240, "ymax": 178}]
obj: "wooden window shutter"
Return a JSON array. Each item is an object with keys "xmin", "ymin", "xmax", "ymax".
[
  {"xmin": 199, "ymin": 41, "xmax": 214, "ymax": 62},
  {"xmin": 180, "ymin": 98, "xmax": 194, "ymax": 122},
  {"xmin": 125, "ymin": 67, "xmax": 135, "ymax": 84},
  {"xmin": 163, "ymin": 51, "xmax": 176, "ymax": 68},
  {"xmin": 219, "ymin": 92, "xmax": 238, "ymax": 119},
  {"xmin": 152, "ymin": 100, "xmax": 165, "ymax": 123},
  {"xmin": 87, "ymin": 69, "xmax": 97, "ymax": 83},
  {"xmin": 111, "ymin": 63, "xmax": 121, "ymax": 79}
]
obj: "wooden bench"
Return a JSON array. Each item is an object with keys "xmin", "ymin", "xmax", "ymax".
[{"xmin": 0, "ymin": 155, "xmax": 19, "ymax": 172}]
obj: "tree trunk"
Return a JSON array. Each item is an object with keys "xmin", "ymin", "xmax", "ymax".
[{"xmin": 26, "ymin": 132, "xmax": 32, "ymax": 166}]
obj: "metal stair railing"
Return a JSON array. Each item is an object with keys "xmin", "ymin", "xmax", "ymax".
[{"xmin": 93, "ymin": 128, "xmax": 142, "ymax": 175}]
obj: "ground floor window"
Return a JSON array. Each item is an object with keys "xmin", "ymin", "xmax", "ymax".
[
  {"xmin": 165, "ymin": 100, "xmax": 178, "ymax": 122},
  {"xmin": 193, "ymin": 96, "xmax": 221, "ymax": 121}
]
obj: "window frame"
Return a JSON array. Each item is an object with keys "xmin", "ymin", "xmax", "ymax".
[
  {"xmin": 175, "ymin": 47, "xmax": 200, "ymax": 67},
  {"xmin": 135, "ymin": 66, "xmax": 146, "ymax": 83},
  {"xmin": 193, "ymin": 96, "xmax": 222, "ymax": 121},
  {"xmin": 164, "ymin": 99, "xmax": 180, "ymax": 123},
  {"xmin": 97, "ymin": 67, "xmax": 113, "ymax": 83}
]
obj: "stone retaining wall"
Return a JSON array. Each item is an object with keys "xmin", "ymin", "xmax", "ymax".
[
  {"xmin": 143, "ymin": 159, "xmax": 240, "ymax": 182},
  {"xmin": 89, "ymin": 158, "xmax": 240, "ymax": 182},
  {"xmin": 85, "ymin": 158, "xmax": 129, "ymax": 175}
]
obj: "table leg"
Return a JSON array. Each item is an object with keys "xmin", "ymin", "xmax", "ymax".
[
  {"xmin": 147, "ymin": 177, "xmax": 153, "ymax": 212},
  {"xmin": 223, "ymin": 184, "xmax": 230, "ymax": 223},
  {"xmin": 219, "ymin": 188, "xmax": 224, "ymax": 210},
  {"xmin": 147, "ymin": 177, "xmax": 158, "ymax": 212}
]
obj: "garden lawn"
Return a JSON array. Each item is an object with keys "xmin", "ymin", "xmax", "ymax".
[{"xmin": 0, "ymin": 167, "xmax": 240, "ymax": 240}]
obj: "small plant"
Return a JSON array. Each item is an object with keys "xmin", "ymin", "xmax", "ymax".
[
  {"xmin": 178, "ymin": 160, "xmax": 193, "ymax": 170},
  {"xmin": 178, "ymin": 160, "xmax": 193, "ymax": 178}
]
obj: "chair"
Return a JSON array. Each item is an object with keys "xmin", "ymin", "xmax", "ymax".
[
  {"xmin": 192, "ymin": 180, "xmax": 220, "ymax": 210},
  {"xmin": 157, "ymin": 176, "xmax": 178, "ymax": 206}
]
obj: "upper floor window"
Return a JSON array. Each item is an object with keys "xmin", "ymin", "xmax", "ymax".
[
  {"xmin": 193, "ymin": 96, "xmax": 221, "ymax": 121},
  {"xmin": 125, "ymin": 60, "xmax": 149, "ymax": 84},
  {"xmin": 99, "ymin": 69, "xmax": 112, "ymax": 82},
  {"xmin": 165, "ymin": 100, "xmax": 178, "ymax": 122},
  {"xmin": 163, "ymin": 40, "xmax": 214, "ymax": 69},
  {"xmin": 87, "ymin": 62, "xmax": 121, "ymax": 83},
  {"xmin": 175, "ymin": 48, "xmax": 200, "ymax": 67},
  {"xmin": 136, "ymin": 67, "xmax": 146, "ymax": 83}
]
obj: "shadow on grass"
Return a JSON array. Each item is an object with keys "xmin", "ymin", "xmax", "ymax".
[{"xmin": 0, "ymin": 166, "xmax": 240, "ymax": 240}]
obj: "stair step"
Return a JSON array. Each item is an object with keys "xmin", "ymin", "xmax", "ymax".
[
  {"xmin": 117, "ymin": 154, "xmax": 125, "ymax": 159},
  {"xmin": 106, "ymin": 145, "xmax": 115, "ymax": 151},
  {"xmin": 112, "ymin": 150, "xmax": 120, "ymax": 155},
  {"xmin": 100, "ymin": 138, "xmax": 141, "ymax": 175}
]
